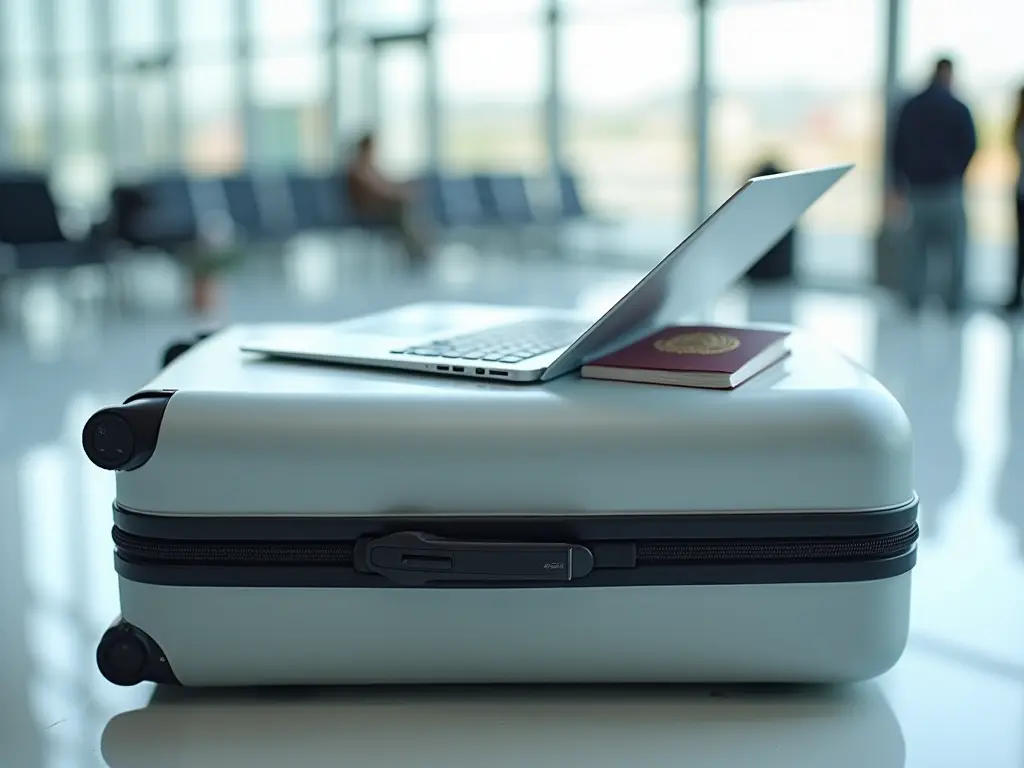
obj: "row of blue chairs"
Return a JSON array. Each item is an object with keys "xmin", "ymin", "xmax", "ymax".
[
  {"xmin": 0, "ymin": 167, "xmax": 592, "ymax": 284},
  {"xmin": 108, "ymin": 169, "xmax": 590, "ymax": 254}
]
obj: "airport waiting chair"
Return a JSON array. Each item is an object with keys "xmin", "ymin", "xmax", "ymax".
[
  {"xmin": 220, "ymin": 174, "xmax": 264, "ymax": 241},
  {"xmin": 546, "ymin": 169, "xmax": 621, "ymax": 262},
  {"xmin": 423, "ymin": 173, "xmax": 486, "ymax": 231},
  {"xmin": 474, "ymin": 173, "xmax": 536, "ymax": 227},
  {"xmin": 119, "ymin": 174, "xmax": 201, "ymax": 249},
  {"xmin": 474, "ymin": 172, "xmax": 552, "ymax": 256},
  {"xmin": 556, "ymin": 169, "xmax": 587, "ymax": 221},
  {"xmin": 253, "ymin": 173, "xmax": 299, "ymax": 241},
  {"xmin": 0, "ymin": 171, "xmax": 103, "ymax": 272},
  {"xmin": 0, "ymin": 171, "xmax": 114, "ymax": 325},
  {"xmin": 286, "ymin": 173, "xmax": 349, "ymax": 231}
]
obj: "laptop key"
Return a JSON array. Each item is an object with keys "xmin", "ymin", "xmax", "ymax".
[{"xmin": 498, "ymin": 356, "xmax": 524, "ymax": 363}]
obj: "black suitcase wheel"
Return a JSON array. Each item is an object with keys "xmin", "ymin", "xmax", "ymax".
[
  {"xmin": 161, "ymin": 329, "xmax": 221, "ymax": 370},
  {"xmin": 82, "ymin": 393, "xmax": 173, "ymax": 472},
  {"xmin": 97, "ymin": 617, "xmax": 180, "ymax": 687}
]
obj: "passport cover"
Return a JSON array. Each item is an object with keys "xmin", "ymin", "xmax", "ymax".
[{"xmin": 585, "ymin": 326, "xmax": 790, "ymax": 375}]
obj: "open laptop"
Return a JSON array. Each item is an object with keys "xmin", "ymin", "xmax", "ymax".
[{"xmin": 242, "ymin": 164, "xmax": 852, "ymax": 383}]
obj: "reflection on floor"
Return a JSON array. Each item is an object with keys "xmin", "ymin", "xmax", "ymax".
[{"xmin": 1, "ymin": 236, "xmax": 1023, "ymax": 767}]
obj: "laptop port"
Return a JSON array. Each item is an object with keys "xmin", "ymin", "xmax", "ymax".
[
  {"xmin": 436, "ymin": 365, "xmax": 449, "ymax": 371},
  {"xmin": 489, "ymin": 370, "xmax": 509, "ymax": 376},
  {"xmin": 452, "ymin": 366, "xmax": 465, "ymax": 373},
  {"xmin": 475, "ymin": 368, "xmax": 485, "ymax": 375}
]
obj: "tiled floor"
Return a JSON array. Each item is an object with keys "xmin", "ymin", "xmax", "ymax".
[{"xmin": 2, "ymin": 238, "xmax": 1023, "ymax": 767}]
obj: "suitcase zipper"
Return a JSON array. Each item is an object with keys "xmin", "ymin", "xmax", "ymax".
[
  {"xmin": 634, "ymin": 525, "xmax": 919, "ymax": 564},
  {"xmin": 113, "ymin": 524, "xmax": 918, "ymax": 584}
]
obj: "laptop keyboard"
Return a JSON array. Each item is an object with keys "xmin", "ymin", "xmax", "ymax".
[{"xmin": 394, "ymin": 318, "xmax": 588, "ymax": 364}]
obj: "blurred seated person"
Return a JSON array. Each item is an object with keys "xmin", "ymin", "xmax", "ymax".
[{"xmin": 344, "ymin": 132, "xmax": 431, "ymax": 269}]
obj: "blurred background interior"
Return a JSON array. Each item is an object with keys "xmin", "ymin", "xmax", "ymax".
[
  {"xmin": 0, "ymin": 0, "xmax": 1022, "ymax": 333},
  {"xmin": 4, "ymin": 3, "xmax": 1024, "ymax": 767}
]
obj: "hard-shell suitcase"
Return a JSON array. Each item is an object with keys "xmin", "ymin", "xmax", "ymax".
[{"xmin": 83, "ymin": 322, "xmax": 918, "ymax": 688}]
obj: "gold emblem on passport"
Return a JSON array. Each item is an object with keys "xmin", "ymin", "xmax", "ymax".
[{"xmin": 655, "ymin": 331, "xmax": 740, "ymax": 355}]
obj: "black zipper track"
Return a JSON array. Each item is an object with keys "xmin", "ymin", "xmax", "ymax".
[{"xmin": 112, "ymin": 525, "xmax": 918, "ymax": 568}]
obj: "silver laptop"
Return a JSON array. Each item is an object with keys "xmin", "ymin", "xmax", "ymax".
[{"xmin": 243, "ymin": 164, "xmax": 852, "ymax": 382}]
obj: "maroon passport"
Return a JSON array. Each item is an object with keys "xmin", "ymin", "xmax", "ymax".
[{"xmin": 581, "ymin": 325, "xmax": 790, "ymax": 389}]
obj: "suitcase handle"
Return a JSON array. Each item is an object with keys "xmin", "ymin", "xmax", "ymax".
[{"xmin": 357, "ymin": 531, "xmax": 594, "ymax": 586}]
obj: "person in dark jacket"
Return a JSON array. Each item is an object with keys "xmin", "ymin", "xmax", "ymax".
[{"xmin": 892, "ymin": 57, "xmax": 977, "ymax": 311}]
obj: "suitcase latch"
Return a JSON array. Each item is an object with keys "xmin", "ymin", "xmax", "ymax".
[{"xmin": 357, "ymin": 531, "xmax": 594, "ymax": 586}]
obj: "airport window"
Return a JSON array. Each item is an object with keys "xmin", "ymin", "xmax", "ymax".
[
  {"xmin": 437, "ymin": 24, "xmax": 547, "ymax": 173},
  {"xmin": 251, "ymin": 53, "xmax": 331, "ymax": 168},
  {"xmin": 181, "ymin": 57, "xmax": 245, "ymax": 175},
  {"xmin": 111, "ymin": 0, "xmax": 166, "ymax": 60},
  {"xmin": 55, "ymin": 0, "xmax": 97, "ymax": 58},
  {"xmin": 709, "ymin": 0, "xmax": 885, "ymax": 283},
  {"xmin": 179, "ymin": 0, "xmax": 237, "ymax": 51},
  {"xmin": 252, "ymin": 0, "xmax": 325, "ymax": 53},
  {"xmin": 561, "ymin": 2, "xmax": 695, "ymax": 223},
  {"xmin": 347, "ymin": 0, "xmax": 430, "ymax": 36},
  {"xmin": 437, "ymin": 0, "xmax": 545, "ymax": 22},
  {"xmin": 4, "ymin": 0, "xmax": 43, "ymax": 62}
]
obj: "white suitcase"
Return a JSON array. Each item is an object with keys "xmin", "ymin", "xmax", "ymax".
[{"xmin": 83, "ymin": 324, "xmax": 917, "ymax": 687}]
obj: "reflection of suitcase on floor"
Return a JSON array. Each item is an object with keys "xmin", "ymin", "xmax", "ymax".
[
  {"xmin": 84, "ymin": 325, "xmax": 918, "ymax": 688},
  {"xmin": 874, "ymin": 217, "xmax": 909, "ymax": 292}
]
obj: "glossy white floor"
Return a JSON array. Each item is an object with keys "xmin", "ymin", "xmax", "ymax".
[{"xmin": 1, "ymin": 239, "xmax": 1022, "ymax": 767}]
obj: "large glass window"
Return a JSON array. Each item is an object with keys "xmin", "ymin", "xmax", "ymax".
[
  {"xmin": 900, "ymin": 0, "xmax": 1024, "ymax": 250},
  {"xmin": 436, "ymin": 13, "xmax": 547, "ymax": 173},
  {"xmin": 3, "ymin": 0, "xmax": 47, "ymax": 165},
  {"xmin": 249, "ymin": 0, "xmax": 329, "ymax": 167},
  {"xmin": 437, "ymin": 0, "xmax": 545, "ymax": 22},
  {"xmin": 336, "ymin": 41, "xmax": 373, "ymax": 144},
  {"xmin": 55, "ymin": 0, "xmax": 96, "ymax": 59},
  {"xmin": 6, "ymin": 76, "xmax": 49, "ymax": 167},
  {"xmin": 252, "ymin": 0, "xmax": 324, "ymax": 53},
  {"xmin": 111, "ymin": 0, "xmax": 165, "ymax": 61},
  {"xmin": 336, "ymin": 0, "xmax": 430, "ymax": 174},
  {"xmin": 179, "ymin": 0, "xmax": 236, "ymax": 50},
  {"xmin": 180, "ymin": 58, "xmax": 244, "ymax": 174},
  {"xmin": 560, "ymin": 0, "xmax": 696, "ymax": 223},
  {"xmin": 112, "ymin": 66, "xmax": 176, "ymax": 173},
  {"xmin": 372, "ymin": 41, "xmax": 430, "ymax": 177},
  {"xmin": 708, "ymin": 0, "xmax": 884, "ymax": 285},
  {"xmin": 5, "ymin": 0, "xmax": 43, "ymax": 61},
  {"xmin": 52, "ymin": 72, "xmax": 108, "ymax": 211},
  {"xmin": 110, "ymin": 0, "xmax": 175, "ymax": 173},
  {"xmin": 252, "ymin": 54, "xmax": 331, "ymax": 167},
  {"xmin": 347, "ymin": 0, "xmax": 429, "ymax": 36},
  {"xmin": 52, "ymin": 0, "xmax": 107, "ymax": 209},
  {"xmin": 709, "ymin": 0, "xmax": 884, "ymax": 235},
  {"xmin": 179, "ymin": 0, "xmax": 243, "ymax": 174}
]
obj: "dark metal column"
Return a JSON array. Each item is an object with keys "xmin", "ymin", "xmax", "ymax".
[
  {"xmin": 39, "ymin": 0, "xmax": 60, "ymax": 170},
  {"xmin": 238, "ymin": 0, "xmax": 257, "ymax": 167},
  {"xmin": 544, "ymin": 0, "xmax": 562, "ymax": 173},
  {"xmin": 881, "ymin": 0, "xmax": 903, "ymax": 194},
  {"xmin": 694, "ymin": 0, "xmax": 711, "ymax": 225},
  {"xmin": 162, "ymin": 0, "xmax": 182, "ymax": 166},
  {"xmin": 425, "ymin": 0, "xmax": 441, "ymax": 171}
]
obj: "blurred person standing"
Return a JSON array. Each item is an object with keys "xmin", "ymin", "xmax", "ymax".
[
  {"xmin": 1005, "ymin": 86, "xmax": 1024, "ymax": 311},
  {"xmin": 892, "ymin": 57, "xmax": 977, "ymax": 312},
  {"xmin": 343, "ymin": 132, "xmax": 432, "ymax": 270}
]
